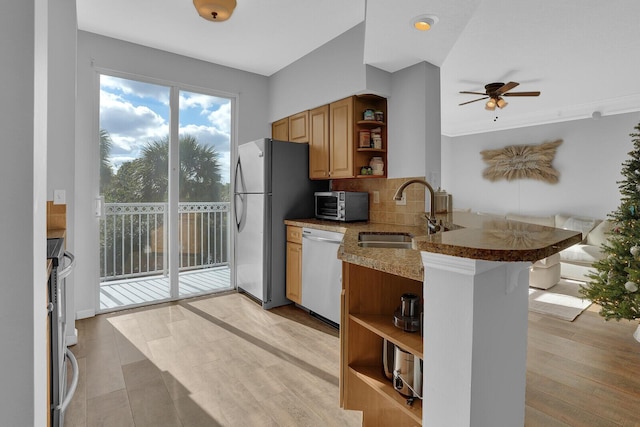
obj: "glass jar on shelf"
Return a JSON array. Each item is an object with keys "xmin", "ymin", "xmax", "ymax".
[{"xmin": 369, "ymin": 157, "xmax": 384, "ymax": 176}]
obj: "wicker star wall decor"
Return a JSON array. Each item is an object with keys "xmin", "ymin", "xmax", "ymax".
[{"xmin": 480, "ymin": 139, "xmax": 562, "ymax": 183}]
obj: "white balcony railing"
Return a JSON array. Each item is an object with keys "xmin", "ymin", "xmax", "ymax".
[{"xmin": 100, "ymin": 202, "xmax": 230, "ymax": 282}]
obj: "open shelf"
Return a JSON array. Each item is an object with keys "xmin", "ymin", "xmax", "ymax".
[
  {"xmin": 349, "ymin": 365, "xmax": 422, "ymax": 424},
  {"xmin": 350, "ymin": 313, "xmax": 423, "ymax": 359},
  {"xmin": 356, "ymin": 120, "xmax": 386, "ymax": 126},
  {"xmin": 356, "ymin": 147, "xmax": 386, "ymax": 153},
  {"xmin": 355, "ymin": 174, "xmax": 386, "ymax": 179}
]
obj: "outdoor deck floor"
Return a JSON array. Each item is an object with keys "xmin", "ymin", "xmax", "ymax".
[{"xmin": 99, "ymin": 266, "xmax": 231, "ymax": 311}]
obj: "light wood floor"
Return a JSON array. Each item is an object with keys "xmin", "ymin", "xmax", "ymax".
[{"xmin": 66, "ymin": 293, "xmax": 640, "ymax": 426}]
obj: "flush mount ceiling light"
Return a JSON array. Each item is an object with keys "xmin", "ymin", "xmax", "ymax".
[
  {"xmin": 193, "ymin": 0, "xmax": 237, "ymax": 22},
  {"xmin": 412, "ymin": 15, "xmax": 439, "ymax": 31}
]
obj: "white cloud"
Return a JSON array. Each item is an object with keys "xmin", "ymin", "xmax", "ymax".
[
  {"xmin": 207, "ymin": 102, "xmax": 231, "ymax": 134},
  {"xmin": 101, "ymin": 75, "xmax": 170, "ymax": 104},
  {"xmin": 100, "ymin": 79, "xmax": 232, "ymax": 183},
  {"xmin": 100, "ymin": 89, "xmax": 169, "ymax": 162}
]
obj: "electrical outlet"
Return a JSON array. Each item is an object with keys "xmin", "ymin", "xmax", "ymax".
[
  {"xmin": 396, "ymin": 193, "xmax": 407, "ymax": 205},
  {"xmin": 54, "ymin": 189, "xmax": 66, "ymax": 205},
  {"xmin": 373, "ymin": 191, "xmax": 380, "ymax": 204}
]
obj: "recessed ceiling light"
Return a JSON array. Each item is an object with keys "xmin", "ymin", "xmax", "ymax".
[{"xmin": 413, "ymin": 15, "xmax": 438, "ymax": 31}]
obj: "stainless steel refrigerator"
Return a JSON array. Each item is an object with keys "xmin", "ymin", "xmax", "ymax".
[{"xmin": 234, "ymin": 138, "xmax": 326, "ymax": 309}]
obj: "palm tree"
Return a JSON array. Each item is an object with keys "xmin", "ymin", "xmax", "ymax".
[
  {"xmin": 105, "ymin": 134, "xmax": 223, "ymax": 203},
  {"xmin": 99, "ymin": 129, "xmax": 114, "ymax": 193}
]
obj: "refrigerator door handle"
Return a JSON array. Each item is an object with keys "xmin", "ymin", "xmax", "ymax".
[
  {"xmin": 234, "ymin": 157, "xmax": 247, "ymax": 232},
  {"xmin": 235, "ymin": 157, "xmax": 247, "ymax": 194},
  {"xmin": 235, "ymin": 193, "xmax": 246, "ymax": 232}
]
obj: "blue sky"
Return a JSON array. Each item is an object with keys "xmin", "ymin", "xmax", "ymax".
[{"xmin": 99, "ymin": 75, "xmax": 231, "ymax": 183}]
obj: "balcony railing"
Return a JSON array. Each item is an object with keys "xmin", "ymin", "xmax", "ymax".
[{"xmin": 100, "ymin": 202, "xmax": 230, "ymax": 282}]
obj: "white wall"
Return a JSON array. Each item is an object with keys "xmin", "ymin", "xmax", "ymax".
[
  {"xmin": 0, "ymin": 1, "xmax": 48, "ymax": 425},
  {"xmin": 268, "ymin": 22, "xmax": 391, "ymax": 122},
  {"xmin": 442, "ymin": 112, "xmax": 640, "ymax": 219},
  {"xmin": 74, "ymin": 32, "xmax": 270, "ymax": 318},
  {"xmin": 388, "ymin": 62, "xmax": 441, "ymax": 183},
  {"xmin": 269, "ymin": 31, "xmax": 442, "ymax": 184},
  {"xmin": 48, "ymin": 0, "xmax": 77, "ymax": 344}
]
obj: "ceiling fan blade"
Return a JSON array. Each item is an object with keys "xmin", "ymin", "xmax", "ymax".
[
  {"xmin": 496, "ymin": 81, "xmax": 519, "ymax": 94},
  {"xmin": 459, "ymin": 97, "xmax": 488, "ymax": 106},
  {"xmin": 459, "ymin": 91, "xmax": 487, "ymax": 96},
  {"xmin": 503, "ymin": 91, "xmax": 541, "ymax": 97}
]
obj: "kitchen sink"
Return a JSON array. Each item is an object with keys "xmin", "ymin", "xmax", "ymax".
[{"xmin": 357, "ymin": 232, "xmax": 413, "ymax": 249}]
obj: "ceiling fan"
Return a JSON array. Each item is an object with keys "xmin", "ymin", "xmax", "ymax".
[{"xmin": 459, "ymin": 82, "xmax": 540, "ymax": 111}]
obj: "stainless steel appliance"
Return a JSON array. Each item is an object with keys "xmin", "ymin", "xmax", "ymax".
[
  {"xmin": 46, "ymin": 238, "xmax": 78, "ymax": 427},
  {"xmin": 234, "ymin": 138, "xmax": 326, "ymax": 309},
  {"xmin": 301, "ymin": 227, "xmax": 344, "ymax": 326},
  {"xmin": 393, "ymin": 292, "xmax": 422, "ymax": 332},
  {"xmin": 383, "ymin": 339, "xmax": 423, "ymax": 400},
  {"xmin": 314, "ymin": 191, "xmax": 369, "ymax": 222}
]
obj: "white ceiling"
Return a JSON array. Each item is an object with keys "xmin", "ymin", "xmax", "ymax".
[{"xmin": 76, "ymin": 0, "xmax": 640, "ymax": 136}]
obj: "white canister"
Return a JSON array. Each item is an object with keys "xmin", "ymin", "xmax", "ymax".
[{"xmin": 369, "ymin": 157, "xmax": 384, "ymax": 176}]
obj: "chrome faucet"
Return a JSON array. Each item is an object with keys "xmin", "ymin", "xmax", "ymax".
[{"xmin": 393, "ymin": 178, "xmax": 440, "ymax": 233}]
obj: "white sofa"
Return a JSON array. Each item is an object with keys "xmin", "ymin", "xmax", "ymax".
[{"xmin": 506, "ymin": 213, "xmax": 614, "ymax": 288}]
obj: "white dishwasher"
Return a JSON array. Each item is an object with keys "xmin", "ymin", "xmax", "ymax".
[{"xmin": 301, "ymin": 227, "xmax": 344, "ymax": 326}]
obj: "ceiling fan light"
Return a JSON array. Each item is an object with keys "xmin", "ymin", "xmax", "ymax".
[
  {"xmin": 193, "ymin": 0, "xmax": 237, "ymax": 22},
  {"xmin": 412, "ymin": 15, "xmax": 439, "ymax": 31},
  {"xmin": 496, "ymin": 97, "xmax": 508, "ymax": 109},
  {"xmin": 485, "ymin": 98, "xmax": 497, "ymax": 111}
]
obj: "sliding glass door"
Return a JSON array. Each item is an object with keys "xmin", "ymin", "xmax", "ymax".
[{"xmin": 97, "ymin": 75, "xmax": 232, "ymax": 311}]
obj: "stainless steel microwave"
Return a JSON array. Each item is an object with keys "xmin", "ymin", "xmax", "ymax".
[{"xmin": 314, "ymin": 191, "xmax": 369, "ymax": 222}]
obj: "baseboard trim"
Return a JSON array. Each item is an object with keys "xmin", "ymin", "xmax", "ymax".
[{"xmin": 76, "ymin": 309, "xmax": 95, "ymax": 319}]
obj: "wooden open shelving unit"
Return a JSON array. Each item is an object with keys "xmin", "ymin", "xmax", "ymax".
[
  {"xmin": 353, "ymin": 95, "xmax": 387, "ymax": 179},
  {"xmin": 340, "ymin": 262, "xmax": 423, "ymax": 426}
]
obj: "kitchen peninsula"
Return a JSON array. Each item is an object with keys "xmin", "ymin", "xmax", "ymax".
[{"xmin": 293, "ymin": 212, "xmax": 581, "ymax": 427}]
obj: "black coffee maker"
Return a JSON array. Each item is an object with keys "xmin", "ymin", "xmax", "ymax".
[{"xmin": 393, "ymin": 293, "xmax": 422, "ymax": 333}]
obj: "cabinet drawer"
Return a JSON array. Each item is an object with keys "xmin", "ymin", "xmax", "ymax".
[{"xmin": 286, "ymin": 226, "xmax": 302, "ymax": 244}]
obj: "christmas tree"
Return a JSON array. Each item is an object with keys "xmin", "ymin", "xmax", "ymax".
[{"xmin": 581, "ymin": 122, "xmax": 640, "ymax": 322}]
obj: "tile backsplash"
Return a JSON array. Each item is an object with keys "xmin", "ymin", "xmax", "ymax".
[{"xmin": 332, "ymin": 176, "xmax": 426, "ymax": 226}]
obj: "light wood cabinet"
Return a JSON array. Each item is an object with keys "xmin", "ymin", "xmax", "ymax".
[
  {"xmin": 285, "ymin": 226, "xmax": 303, "ymax": 304},
  {"xmin": 272, "ymin": 111, "xmax": 309, "ymax": 143},
  {"xmin": 288, "ymin": 111, "xmax": 309, "ymax": 143},
  {"xmin": 309, "ymin": 94, "xmax": 387, "ymax": 180},
  {"xmin": 272, "ymin": 117, "xmax": 289, "ymax": 141},
  {"xmin": 341, "ymin": 262, "xmax": 423, "ymax": 426},
  {"xmin": 329, "ymin": 97, "xmax": 354, "ymax": 179},
  {"xmin": 309, "ymin": 105, "xmax": 330, "ymax": 179}
]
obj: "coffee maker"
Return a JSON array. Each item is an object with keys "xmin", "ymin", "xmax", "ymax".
[
  {"xmin": 393, "ymin": 293, "xmax": 422, "ymax": 333},
  {"xmin": 383, "ymin": 339, "xmax": 423, "ymax": 400}
]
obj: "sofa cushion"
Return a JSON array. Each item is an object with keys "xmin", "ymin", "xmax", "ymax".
[
  {"xmin": 506, "ymin": 213, "xmax": 555, "ymax": 227},
  {"xmin": 586, "ymin": 220, "xmax": 615, "ymax": 247},
  {"xmin": 558, "ymin": 216, "xmax": 599, "ymax": 241},
  {"xmin": 560, "ymin": 244, "xmax": 604, "ymax": 264}
]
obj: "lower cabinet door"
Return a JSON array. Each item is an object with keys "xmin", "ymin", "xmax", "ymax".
[{"xmin": 286, "ymin": 241, "xmax": 302, "ymax": 304}]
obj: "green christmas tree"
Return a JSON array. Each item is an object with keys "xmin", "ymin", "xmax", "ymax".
[{"xmin": 581, "ymin": 122, "xmax": 640, "ymax": 322}]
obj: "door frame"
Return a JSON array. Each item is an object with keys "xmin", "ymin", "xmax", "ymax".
[{"xmin": 92, "ymin": 67, "xmax": 239, "ymax": 313}]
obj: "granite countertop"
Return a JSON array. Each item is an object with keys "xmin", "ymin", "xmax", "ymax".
[{"xmin": 285, "ymin": 213, "xmax": 582, "ymax": 282}]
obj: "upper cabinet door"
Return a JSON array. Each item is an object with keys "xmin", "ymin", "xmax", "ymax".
[
  {"xmin": 329, "ymin": 97, "xmax": 354, "ymax": 179},
  {"xmin": 309, "ymin": 105, "xmax": 330, "ymax": 179},
  {"xmin": 288, "ymin": 111, "xmax": 309, "ymax": 143},
  {"xmin": 272, "ymin": 117, "xmax": 289, "ymax": 141}
]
